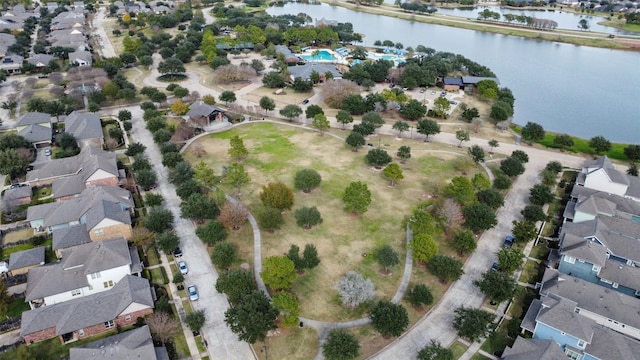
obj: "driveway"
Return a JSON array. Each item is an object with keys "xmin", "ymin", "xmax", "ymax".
[{"xmin": 114, "ymin": 106, "xmax": 254, "ymax": 360}]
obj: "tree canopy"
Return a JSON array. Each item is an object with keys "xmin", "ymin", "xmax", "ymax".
[
  {"xmin": 343, "ymin": 181, "xmax": 372, "ymax": 214},
  {"xmin": 369, "ymin": 301, "xmax": 409, "ymax": 337},
  {"xmin": 260, "ymin": 256, "xmax": 297, "ymax": 291}
]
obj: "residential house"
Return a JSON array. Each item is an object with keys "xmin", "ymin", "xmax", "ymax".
[
  {"xmin": 27, "ymin": 53, "xmax": 55, "ymax": 68},
  {"xmin": 69, "ymin": 50, "xmax": 92, "ymax": 67},
  {"xmin": 8, "ymin": 247, "xmax": 45, "ymax": 276},
  {"xmin": 63, "ymin": 111, "xmax": 104, "ymax": 147},
  {"xmin": 0, "ymin": 17, "xmax": 24, "ymax": 31},
  {"xmin": 2, "ymin": 185, "xmax": 32, "ymax": 207},
  {"xmin": 69, "ymin": 325, "xmax": 169, "ymax": 360},
  {"xmin": 502, "ymin": 337, "xmax": 569, "ymax": 360},
  {"xmin": 27, "ymin": 145, "xmax": 119, "ymax": 186},
  {"xmin": 27, "ymin": 185, "xmax": 133, "ymax": 239},
  {"xmin": 461, "ymin": 76, "xmax": 500, "ymax": 93},
  {"xmin": 443, "ymin": 77, "xmax": 464, "ymax": 92},
  {"xmin": 21, "ymin": 274, "xmax": 153, "ymax": 344},
  {"xmin": 148, "ymin": 0, "xmax": 175, "ymax": 14},
  {"xmin": 16, "ymin": 112, "xmax": 52, "ymax": 146},
  {"xmin": 275, "ymin": 45, "xmax": 299, "ymax": 64},
  {"xmin": 25, "ymin": 236, "xmax": 142, "ymax": 308},
  {"xmin": 0, "ymin": 33, "xmax": 15, "ymax": 57},
  {"xmin": 0, "ymin": 53, "xmax": 23, "ymax": 74},
  {"xmin": 287, "ymin": 63, "xmax": 342, "ymax": 82},
  {"xmin": 577, "ymin": 156, "xmax": 640, "ymax": 202},
  {"xmin": 186, "ymin": 102, "xmax": 226, "ymax": 127},
  {"xmin": 52, "ymin": 224, "xmax": 92, "ymax": 256},
  {"xmin": 50, "ymin": 10, "xmax": 84, "ymax": 31},
  {"xmin": 48, "ymin": 32, "xmax": 87, "ymax": 52}
]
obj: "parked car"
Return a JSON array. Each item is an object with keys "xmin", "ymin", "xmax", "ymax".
[
  {"xmin": 173, "ymin": 247, "xmax": 183, "ymax": 258},
  {"xmin": 440, "ymin": 92, "xmax": 446, "ymax": 97},
  {"xmin": 449, "ymin": 100, "xmax": 457, "ymax": 105},
  {"xmin": 420, "ymin": 88, "xmax": 426, "ymax": 93},
  {"xmin": 503, "ymin": 235, "xmax": 515, "ymax": 248},
  {"xmin": 301, "ymin": 99, "xmax": 309, "ymax": 105},
  {"xmin": 188, "ymin": 285, "xmax": 199, "ymax": 301},
  {"xmin": 431, "ymin": 91, "xmax": 436, "ymax": 95},
  {"xmin": 44, "ymin": 149, "xmax": 51, "ymax": 156},
  {"xmin": 178, "ymin": 261, "xmax": 188, "ymax": 275},
  {"xmin": 491, "ymin": 262, "xmax": 499, "ymax": 271}
]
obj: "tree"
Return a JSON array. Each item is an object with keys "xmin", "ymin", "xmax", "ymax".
[
  {"xmin": 512, "ymin": 220, "xmax": 537, "ymax": 244},
  {"xmin": 219, "ymin": 90, "xmax": 236, "ymax": 105},
  {"xmin": 588, "ymin": 136, "xmax": 611, "ymax": 154},
  {"xmin": 383, "ymin": 163, "xmax": 404, "ymax": 186},
  {"xmin": 488, "ymin": 139, "xmax": 499, "ymax": 154},
  {"xmin": 294, "ymin": 206, "xmax": 323, "ymax": 229},
  {"xmin": 0, "ymin": 281, "xmax": 10, "ymax": 318},
  {"xmin": 471, "ymin": 173, "xmax": 491, "ymax": 191},
  {"xmin": 452, "ymin": 307, "xmax": 494, "ymax": 342},
  {"xmin": 624, "ymin": 145, "xmax": 640, "ymax": 163},
  {"xmin": 553, "ymin": 134, "xmax": 574, "ymax": 151},
  {"xmin": 216, "ymin": 270, "xmax": 257, "ymax": 305},
  {"xmin": 475, "ymin": 270, "xmax": 516, "ymax": 303},
  {"xmin": 476, "ymin": 188, "xmax": 504, "ymax": 209},
  {"xmin": 500, "ymin": 156, "xmax": 525, "ymax": 177},
  {"xmin": 272, "ymin": 291, "xmax": 300, "ymax": 328},
  {"xmin": 135, "ymin": 169, "xmax": 158, "ymax": 191},
  {"xmin": 396, "ymin": 146, "xmax": 411, "ymax": 164},
  {"xmin": 224, "ymin": 163, "xmax": 251, "ymax": 193},
  {"xmin": 260, "ymin": 256, "xmax": 297, "ymax": 291},
  {"xmin": 521, "ymin": 204, "xmax": 547, "ymax": 223},
  {"xmin": 629, "ymin": 163, "xmax": 639, "ymax": 177},
  {"xmin": 529, "ymin": 183, "xmax": 554, "ymax": 206},
  {"xmin": 428, "ymin": 255, "xmax": 464, "ymax": 283},
  {"xmin": 228, "ymin": 135, "xmax": 249, "ymax": 161},
  {"xmin": 280, "ymin": 104, "xmax": 303, "ymax": 121},
  {"xmin": 336, "ymin": 110, "xmax": 354, "ymax": 129},
  {"xmin": 185, "ymin": 310, "xmax": 206, "ymax": 333},
  {"xmin": 545, "ymin": 161, "xmax": 563, "ymax": 174},
  {"xmin": 399, "ymin": 99, "xmax": 427, "ymax": 120},
  {"xmin": 294, "ymin": 168, "xmax": 322, "ymax": 193},
  {"xmin": 323, "ymin": 329, "xmax": 360, "ymax": 360},
  {"xmin": 196, "ymin": 220, "xmax": 228, "ymax": 246},
  {"xmin": 453, "ymin": 230, "xmax": 477, "ymax": 256},
  {"xmin": 312, "ymin": 113, "xmax": 330, "ymax": 135},
  {"xmin": 392, "ymin": 121, "xmax": 410, "ymax": 137},
  {"xmin": 302, "ymin": 244, "xmax": 321, "ymax": 269},
  {"xmin": 145, "ymin": 193, "xmax": 164, "ymax": 208},
  {"xmin": 433, "ymin": 96, "xmax": 451, "ymax": 118},
  {"xmin": 0, "ymin": 149, "xmax": 30, "ymax": 178},
  {"xmin": 118, "ymin": 109, "xmax": 132, "ymax": 121},
  {"xmin": 180, "ymin": 194, "xmax": 219, "ymax": 222},
  {"xmin": 224, "ymin": 291, "xmax": 279, "ymax": 343},
  {"xmin": 463, "ymin": 203, "xmax": 497, "ymax": 231},
  {"xmin": 125, "ymin": 142, "xmax": 146, "ymax": 156},
  {"xmin": 521, "ymin": 122, "xmax": 545, "ymax": 143},
  {"xmin": 369, "ymin": 301, "xmax": 409, "ymax": 337},
  {"xmin": 410, "ymin": 233, "xmax": 438, "ymax": 263},
  {"xmin": 147, "ymin": 312, "xmax": 181, "ymax": 345},
  {"xmin": 305, "ymin": 104, "xmax": 324, "ymax": 119},
  {"xmin": 211, "ymin": 242, "xmax": 237, "ymax": 269},
  {"xmin": 455, "ymin": 130, "xmax": 470, "ymax": 147},
  {"xmin": 445, "ymin": 176, "xmax": 476, "ymax": 206},
  {"xmin": 259, "ymin": 96, "xmax": 275, "ymax": 114},
  {"xmin": 157, "ymin": 57, "xmax": 186, "ymax": 77},
  {"xmin": 262, "ymin": 71, "xmax": 286, "ymax": 88},
  {"xmin": 417, "ymin": 119, "xmax": 441, "ymax": 142},
  {"xmin": 578, "ymin": 18, "xmax": 590, "ymax": 31},
  {"xmin": 366, "ymin": 148, "xmax": 392, "ymax": 169},
  {"xmin": 511, "ymin": 150, "xmax": 529, "ymax": 163},
  {"xmin": 377, "ymin": 245, "xmax": 400, "ymax": 272},
  {"xmin": 461, "ymin": 107, "xmax": 480, "ymax": 123},
  {"xmin": 257, "ymin": 206, "xmax": 284, "ymax": 233},
  {"xmin": 259, "ymin": 182, "xmax": 294, "ymax": 211},
  {"xmin": 250, "ymin": 59, "xmax": 265, "ymax": 74},
  {"xmin": 345, "ymin": 132, "xmax": 365, "ymax": 151},
  {"xmin": 417, "ymin": 340, "xmax": 454, "ymax": 360},
  {"xmin": 497, "ymin": 247, "xmax": 524, "ymax": 274},
  {"xmin": 406, "ymin": 284, "xmax": 434, "ymax": 308},
  {"xmin": 468, "ymin": 145, "xmax": 485, "ymax": 163},
  {"xmin": 146, "ymin": 207, "xmax": 174, "ymax": 233},
  {"xmin": 343, "ymin": 181, "xmax": 372, "ymax": 215},
  {"xmin": 171, "ymin": 99, "xmax": 189, "ymax": 115},
  {"xmin": 336, "ymin": 271, "xmax": 375, "ymax": 308},
  {"xmin": 361, "ymin": 112, "xmax": 385, "ymax": 132},
  {"xmin": 219, "ymin": 201, "xmax": 248, "ymax": 230},
  {"xmin": 352, "ymin": 122, "xmax": 375, "ymax": 136}
]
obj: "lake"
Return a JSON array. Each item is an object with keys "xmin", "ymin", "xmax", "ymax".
[{"xmin": 267, "ymin": 3, "xmax": 640, "ymax": 144}]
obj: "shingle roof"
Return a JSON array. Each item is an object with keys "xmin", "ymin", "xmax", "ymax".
[
  {"xmin": 559, "ymin": 232, "xmax": 607, "ymax": 267},
  {"xmin": 502, "ymin": 337, "xmax": 567, "ymax": 360},
  {"xmin": 598, "ymin": 258, "xmax": 640, "ymax": 291},
  {"xmin": 63, "ymin": 111, "xmax": 103, "ymax": 141},
  {"xmin": 27, "ymin": 145, "xmax": 118, "ymax": 183},
  {"xmin": 16, "ymin": 112, "xmax": 51, "ymax": 127},
  {"xmin": 27, "ymin": 53, "xmax": 54, "ymax": 67},
  {"xmin": 561, "ymin": 216, "xmax": 640, "ymax": 263},
  {"xmin": 537, "ymin": 295, "xmax": 595, "ymax": 342},
  {"xmin": 21, "ymin": 275, "xmax": 153, "ymax": 337},
  {"xmin": 586, "ymin": 324, "xmax": 640, "ymax": 360},
  {"xmin": 521, "ymin": 298, "xmax": 542, "ymax": 333},
  {"xmin": 26, "ymin": 237, "xmax": 133, "ymax": 301},
  {"xmin": 69, "ymin": 50, "xmax": 91, "ymax": 63},
  {"xmin": 2, "ymin": 185, "xmax": 32, "ymax": 202},
  {"xmin": 8, "ymin": 247, "xmax": 45, "ymax": 271},
  {"xmin": 70, "ymin": 326, "xmax": 163, "ymax": 360},
  {"xmin": 461, "ymin": 76, "xmax": 500, "ymax": 85},
  {"xmin": 443, "ymin": 77, "xmax": 464, "ymax": 86},
  {"xmin": 288, "ymin": 63, "xmax": 341, "ymax": 81},
  {"xmin": 18, "ymin": 123, "xmax": 52, "ymax": 143},
  {"xmin": 52, "ymin": 224, "xmax": 91, "ymax": 251},
  {"xmin": 52, "ymin": 175, "xmax": 85, "ymax": 199},
  {"xmin": 186, "ymin": 102, "xmax": 223, "ymax": 118}
]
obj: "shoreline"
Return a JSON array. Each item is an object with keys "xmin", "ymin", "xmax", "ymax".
[{"xmin": 315, "ymin": 0, "xmax": 640, "ymax": 51}]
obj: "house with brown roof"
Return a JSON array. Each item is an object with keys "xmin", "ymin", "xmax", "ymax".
[
  {"xmin": 8, "ymin": 246, "xmax": 45, "ymax": 276},
  {"xmin": 21, "ymin": 274, "xmax": 153, "ymax": 344}
]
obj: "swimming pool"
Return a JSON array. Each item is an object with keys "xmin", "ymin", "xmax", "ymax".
[
  {"xmin": 300, "ymin": 50, "xmax": 335, "ymax": 62},
  {"xmin": 367, "ymin": 52, "xmax": 406, "ymax": 65}
]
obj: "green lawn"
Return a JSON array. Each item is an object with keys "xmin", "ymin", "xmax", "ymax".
[
  {"xmin": 470, "ymin": 354, "xmax": 491, "ymax": 360},
  {"xmin": 519, "ymin": 260, "xmax": 544, "ymax": 285},
  {"xmin": 481, "ymin": 322, "xmax": 514, "ymax": 357},
  {"xmin": 449, "ymin": 341, "xmax": 469, "ymax": 359},
  {"xmin": 2, "ymin": 238, "xmax": 52, "ymax": 258},
  {"xmin": 5, "ymin": 298, "xmax": 30, "ymax": 319}
]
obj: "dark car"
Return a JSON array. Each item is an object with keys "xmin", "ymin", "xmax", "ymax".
[
  {"xmin": 173, "ymin": 247, "xmax": 183, "ymax": 258},
  {"xmin": 503, "ymin": 235, "xmax": 515, "ymax": 248},
  {"xmin": 491, "ymin": 262, "xmax": 499, "ymax": 271},
  {"xmin": 301, "ymin": 99, "xmax": 309, "ymax": 105}
]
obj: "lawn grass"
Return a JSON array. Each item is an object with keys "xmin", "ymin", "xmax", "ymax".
[
  {"xmin": 5, "ymin": 298, "xmax": 30, "ymax": 319},
  {"xmin": 254, "ymin": 327, "xmax": 318, "ymax": 360},
  {"xmin": 182, "ymin": 300, "xmax": 193, "ymax": 314},
  {"xmin": 449, "ymin": 341, "xmax": 469, "ymax": 359},
  {"xmin": 470, "ymin": 354, "xmax": 490, "ymax": 360},
  {"xmin": 528, "ymin": 242, "xmax": 550, "ymax": 261},
  {"xmin": 519, "ymin": 260, "xmax": 544, "ymax": 285},
  {"xmin": 145, "ymin": 248, "xmax": 161, "ymax": 266},
  {"xmin": 196, "ymin": 335, "xmax": 206, "ymax": 353},
  {"xmin": 508, "ymin": 286, "xmax": 536, "ymax": 320},
  {"xmin": 480, "ymin": 321, "xmax": 514, "ymax": 357},
  {"xmin": 149, "ymin": 267, "xmax": 167, "ymax": 286},
  {"xmin": 2, "ymin": 238, "xmax": 52, "ymax": 258},
  {"xmin": 2, "ymin": 227, "xmax": 34, "ymax": 244}
]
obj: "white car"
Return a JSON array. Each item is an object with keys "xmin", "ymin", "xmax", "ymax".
[
  {"xmin": 178, "ymin": 261, "xmax": 188, "ymax": 275},
  {"xmin": 188, "ymin": 285, "xmax": 198, "ymax": 301}
]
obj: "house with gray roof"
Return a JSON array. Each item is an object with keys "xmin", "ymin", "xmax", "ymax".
[
  {"xmin": 0, "ymin": 53, "xmax": 23, "ymax": 74},
  {"xmin": 69, "ymin": 50, "xmax": 92, "ymax": 66},
  {"xmin": 577, "ymin": 156, "xmax": 640, "ymax": 202},
  {"xmin": 2, "ymin": 184, "xmax": 32, "ymax": 207},
  {"xmin": 0, "ymin": 32, "xmax": 15, "ymax": 57},
  {"xmin": 26, "ymin": 236, "xmax": 142, "ymax": 308},
  {"xmin": 27, "ymin": 53, "xmax": 54, "ymax": 68},
  {"xmin": 461, "ymin": 76, "xmax": 500, "ymax": 93},
  {"xmin": 70, "ymin": 325, "xmax": 169, "ymax": 360},
  {"xmin": 8, "ymin": 246, "xmax": 45, "ymax": 276},
  {"xmin": 21, "ymin": 274, "xmax": 153, "ymax": 344},
  {"xmin": 16, "ymin": 112, "xmax": 52, "ymax": 146},
  {"xmin": 52, "ymin": 224, "xmax": 92, "ymax": 255},
  {"xmin": 502, "ymin": 337, "xmax": 569, "ymax": 360},
  {"xmin": 27, "ymin": 184, "xmax": 133, "ymax": 240},
  {"xmin": 26, "ymin": 145, "xmax": 119, "ymax": 186},
  {"xmin": 186, "ymin": 101, "xmax": 226, "ymax": 127},
  {"xmin": 63, "ymin": 111, "xmax": 103, "ymax": 146},
  {"xmin": 288, "ymin": 63, "xmax": 342, "ymax": 82}
]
